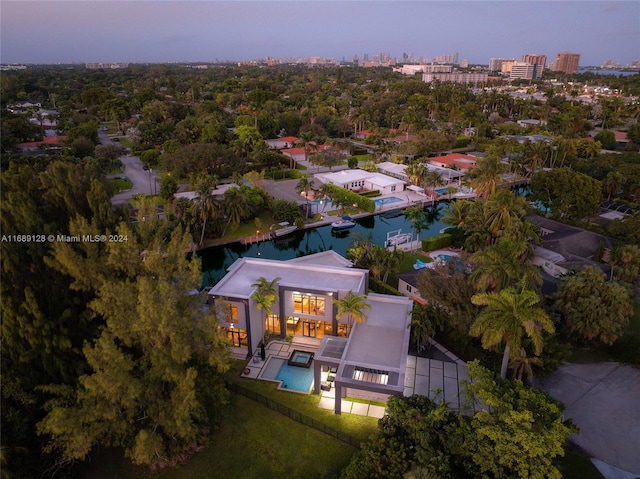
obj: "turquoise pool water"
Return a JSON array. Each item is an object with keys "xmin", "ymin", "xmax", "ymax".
[
  {"xmin": 262, "ymin": 357, "xmax": 314, "ymax": 393},
  {"xmin": 435, "ymin": 188, "xmax": 448, "ymax": 194},
  {"xmin": 374, "ymin": 196, "xmax": 403, "ymax": 206}
]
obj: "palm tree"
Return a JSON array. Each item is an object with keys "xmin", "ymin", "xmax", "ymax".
[
  {"xmin": 603, "ymin": 171, "xmax": 626, "ymax": 201},
  {"xmin": 251, "ymin": 277, "xmax": 281, "ymax": 317},
  {"xmin": 221, "ymin": 187, "xmax": 249, "ymax": 236},
  {"xmin": 333, "ymin": 290, "xmax": 370, "ymax": 335},
  {"xmin": 410, "ymin": 305, "xmax": 436, "ymax": 353},
  {"xmin": 469, "ymin": 147, "xmax": 507, "ymax": 200},
  {"xmin": 470, "ymin": 283, "xmax": 554, "ymax": 379},
  {"xmin": 406, "ymin": 163, "xmax": 428, "ymax": 188},
  {"xmin": 470, "ymin": 237, "xmax": 541, "ymax": 293},
  {"xmin": 296, "ymin": 176, "xmax": 315, "ymax": 219},
  {"xmin": 404, "ymin": 205, "xmax": 425, "ymax": 250},
  {"xmin": 483, "ymin": 189, "xmax": 528, "ymax": 242},
  {"xmin": 608, "ymin": 244, "xmax": 640, "ymax": 282},
  {"xmin": 508, "ymin": 347, "xmax": 543, "ymax": 384},
  {"xmin": 441, "ymin": 199, "xmax": 472, "ymax": 231},
  {"xmin": 192, "ymin": 175, "xmax": 219, "ymax": 246}
]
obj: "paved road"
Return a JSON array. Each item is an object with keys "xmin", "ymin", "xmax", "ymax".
[
  {"xmin": 98, "ymin": 129, "xmax": 160, "ymax": 205},
  {"xmin": 539, "ymin": 362, "xmax": 640, "ymax": 475}
]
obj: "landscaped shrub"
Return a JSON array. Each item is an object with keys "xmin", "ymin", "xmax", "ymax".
[
  {"xmin": 359, "ymin": 190, "xmax": 381, "ymax": 198},
  {"xmin": 324, "ymin": 183, "xmax": 375, "ymax": 213},
  {"xmin": 369, "ymin": 277, "xmax": 403, "ymax": 296},
  {"xmin": 422, "ymin": 233, "xmax": 452, "ymax": 251}
]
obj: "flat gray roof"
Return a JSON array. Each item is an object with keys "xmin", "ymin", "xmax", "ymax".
[{"xmin": 209, "ymin": 256, "xmax": 367, "ymax": 299}]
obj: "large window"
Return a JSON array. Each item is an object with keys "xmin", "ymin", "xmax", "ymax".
[
  {"xmin": 293, "ymin": 293, "xmax": 325, "ymax": 316},
  {"xmin": 226, "ymin": 303, "xmax": 238, "ymax": 323},
  {"xmin": 265, "ymin": 314, "xmax": 280, "ymax": 335}
]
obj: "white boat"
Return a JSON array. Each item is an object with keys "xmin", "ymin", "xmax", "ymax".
[
  {"xmin": 331, "ymin": 216, "xmax": 356, "ymax": 230},
  {"xmin": 270, "ymin": 222, "xmax": 298, "ymax": 238}
]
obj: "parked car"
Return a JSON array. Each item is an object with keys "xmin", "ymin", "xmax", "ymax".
[{"xmin": 142, "ymin": 165, "xmax": 149, "ymax": 171}]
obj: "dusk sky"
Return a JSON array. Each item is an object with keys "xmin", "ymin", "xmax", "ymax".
[{"xmin": 1, "ymin": 1, "xmax": 638, "ymax": 66}]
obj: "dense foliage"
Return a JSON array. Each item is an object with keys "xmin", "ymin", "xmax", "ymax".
[{"xmin": 342, "ymin": 362, "xmax": 576, "ymax": 479}]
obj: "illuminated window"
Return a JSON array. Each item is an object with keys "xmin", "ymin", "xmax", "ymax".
[
  {"xmin": 226, "ymin": 303, "xmax": 238, "ymax": 323},
  {"xmin": 265, "ymin": 314, "xmax": 280, "ymax": 334},
  {"xmin": 292, "ymin": 293, "xmax": 325, "ymax": 316}
]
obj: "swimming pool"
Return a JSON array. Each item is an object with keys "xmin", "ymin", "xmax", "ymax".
[
  {"xmin": 260, "ymin": 357, "xmax": 314, "ymax": 393},
  {"xmin": 435, "ymin": 188, "xmax": 448, "ymax": 195},
  {"xmin": 374, "ymin": 196, "xmax": 403, "ymax": 206}
]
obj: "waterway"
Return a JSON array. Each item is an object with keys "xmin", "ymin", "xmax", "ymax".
[{"xmin": 199, "ymin": 204, "xmax": 447, "ymax": 286}]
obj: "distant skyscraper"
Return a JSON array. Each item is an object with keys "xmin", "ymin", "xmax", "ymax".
[
  {"xmin": 363, "ymin": 53, "xmax": 369, "ymax": 61},
  {"xmin": 552, "ymin": 52, "xmax": 580, "ymax": 74},
  {"xmin": 522, "ymin": 54, "xmax": 546, "ymax": 78}
]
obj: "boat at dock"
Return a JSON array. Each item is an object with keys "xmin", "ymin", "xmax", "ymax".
[
  {"xmin": 331, "ymin": 216, "xmax": 356, "ymax": 230},
  {"xmin": 270, "ymin": 222, "xmax": 298, "ymax": 238}
]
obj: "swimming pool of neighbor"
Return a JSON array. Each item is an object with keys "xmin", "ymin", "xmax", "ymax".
[
  {"xmin": 374, "ymin": 196, "xmax": 403, "ymax": 206},
  {"xmin": 260, "ymin": 357, "xmax": 314, "ymax": 393}
]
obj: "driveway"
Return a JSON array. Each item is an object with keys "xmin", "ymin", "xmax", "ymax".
[
  {"xmin": 98, "ymin": 130, "xmax": 161, "ymax": 205},
  {"xmin": 110, "ymin": 155, "xmax": 160, "ymax": 205},
  {"xmin": 539, "ymin": 362, "xmax": 640, "ymax": 475}
]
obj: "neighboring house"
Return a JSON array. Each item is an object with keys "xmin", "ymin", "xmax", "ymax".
[
  {"xmin": 207, "ymin": 251, "xmax": 413, "ymax": 414},
  {"xmin": 428, "ymin": 153, "xmax": 477, "ymax": 172},
  {"xmin": 528, "ymin": 215, "xmax": 613, "ymax": 278},
  {"xmin": 613, "ymin": 131, "xmax": 629, "ymax": 149},
  {"xmin": 16, "ymin": 135, "xmax": 67, "ymax": 153},
  {"xmin": 396, "ymin": 270, "xmax": 426, "ymax": 305},
  {"xmin": 315, "ymin": 169, "xmax": 406, "ymax": 195},
  {"xmin": 174, "ymin": 183, "xmax": 239, "ymax": 201},
  {"xmin": 517, "ymin": 119, "xmax": 543, "ymax": 128},
  {"xmin": 265, "ymin": 136, "xmax": 299, "ymax": 150},
  {"xmin": 377, "ymin": 161, "xmax": 409, "ymax": 182}
]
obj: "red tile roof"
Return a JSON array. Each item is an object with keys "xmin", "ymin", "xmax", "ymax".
[{"xmin": 17, "ymin": 136, "xmax": 67, "ymax": 148}]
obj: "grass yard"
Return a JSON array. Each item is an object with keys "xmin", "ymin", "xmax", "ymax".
[
  {"xmin": 229, "ymin": 361, "xmax": 379, "ymax": 444},
  {"xmin": 79, "ymin": 394, "xmax": 356, "ymax": 479},
  {"xmin": 108, "ymin": 176, "xmax": 133, "ymax": 193}
]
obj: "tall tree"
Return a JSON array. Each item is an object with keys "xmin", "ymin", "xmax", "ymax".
[
  {"xmin": 191, "ymin": 175, "xmax": 219, "ymax": 246},
  {"xmin": 295, "ymin": 176, "xmax": 315, "ymax": 219},
  {"xmin": 471, "ymin": 283, "xmax": 554, "ymax": 379},
  {"xmin": 37, "ymin": 225, "xmax": 230, "ymax": 468},
  {"xmin": 554, "ymin": 266, "xmax": 633, "ymax": 345},
  {"xmin": 470, "ymin": 237, "xmax": 541, "ymax": 293}
]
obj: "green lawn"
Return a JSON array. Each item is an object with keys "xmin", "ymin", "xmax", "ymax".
[
  {"xmin": 229, "ymin": 361, "xmax": 379, "ymax": 444},
  {"xmin": 108, "ymin": 176, "xmax": 133, "ymax": 193},
  {"xmin": 79, "ymin": 394, "xmax": 356, "ymax": 479}
]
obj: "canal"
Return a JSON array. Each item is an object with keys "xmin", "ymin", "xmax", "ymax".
[{"xmin": 199, "ymin": 204, "xmax": 448, "ymax": 286}]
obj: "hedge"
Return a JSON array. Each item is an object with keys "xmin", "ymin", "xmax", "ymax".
[
  {"xmin": 369, "ymin": 277, "xmax": 403, "ymax": 296},
  {"xmin": 324, "ymin": 183, "xmax": 375, "ymax": 213},
  {"xmin": 421, "ymin": 233, "xmax": 453, "ymax": 251}
]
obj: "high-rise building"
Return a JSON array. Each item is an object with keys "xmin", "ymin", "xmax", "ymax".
[
  {"xmin": 522, "ymin": 54, "xmax": 546, "ymax": 78},
  {"xmin": 489, "ymin": 57, "xmax": 511, "ymax": 71},
  {"xmin": 510, "ymin": 62, "xmax": 536, "ymax": 80},
  {"xmin": 552, "ymin": 52, "xmax": 580, "ymax": 74}
]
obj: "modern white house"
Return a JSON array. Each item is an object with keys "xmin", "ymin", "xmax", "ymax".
[
  {"xmin": 314, "ymin": 169, "xmax": 406, "ymax": 195},
  {"xmin": 208, "ymin": 251, "xmax": 414, "ymax": 414}
]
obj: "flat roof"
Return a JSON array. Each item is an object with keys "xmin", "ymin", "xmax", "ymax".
[
  {"xmin": 315, "ymin": 169, "xmax": 405, "ymax": 186},
  {"xmin": 316, "ymin": 293, "xmax": 413, "ymax": 393},
  {"xmin": 209, "ymin": 256, "xmax": 367, "ymax": 299}
]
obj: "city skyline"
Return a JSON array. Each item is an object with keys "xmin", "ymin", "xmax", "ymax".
[{"xmin": 1, "ymin": 1, "xmax": 638, "ymax": 66}]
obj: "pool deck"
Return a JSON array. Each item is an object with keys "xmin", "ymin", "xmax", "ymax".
[{"xmin": 241, "ymin": 339, "xmax": 470, "ymax": 418}]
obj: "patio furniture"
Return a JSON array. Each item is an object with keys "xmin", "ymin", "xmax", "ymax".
[{"xmin": 320, "ymin": 381, "xmax": 332, "ymax": 392}]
